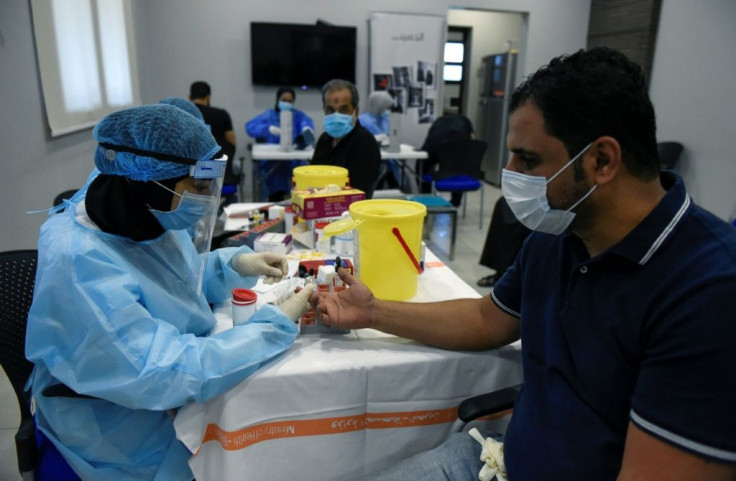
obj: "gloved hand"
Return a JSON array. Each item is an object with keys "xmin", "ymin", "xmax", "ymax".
[
  {"xmin": 233, "ymin": 252, "xmax": 288, "ymax": 284},
  {"xmin": 268, "ymin": 125, "xmax": 282, "ymax": 136},
  {"xmin": 273, "ymin": 284, "xmax": 314, "ymax": 322}
]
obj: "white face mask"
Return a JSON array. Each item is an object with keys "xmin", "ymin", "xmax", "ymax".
[{"xmin": 501, "ymin": 142, "xmax": 595, "ymax": 235}]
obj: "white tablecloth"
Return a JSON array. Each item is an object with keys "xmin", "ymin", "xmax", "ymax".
[{"xmin": 174, "ymin": 251, "xmax": 522, "ymax": 480}]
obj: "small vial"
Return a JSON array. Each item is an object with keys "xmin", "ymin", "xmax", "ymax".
[{"xmin": 232, "ymin": 288, "xmax": 258, "ymax": 325}]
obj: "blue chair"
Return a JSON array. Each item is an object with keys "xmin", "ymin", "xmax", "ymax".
[{"xmin": 423, "ymin": 139, "xmax": 487, "ymax": 229}]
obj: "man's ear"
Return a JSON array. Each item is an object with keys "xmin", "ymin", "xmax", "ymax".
[{"xmin": 590, "ymin": 136, "xmax": 621, "ymax": 186}]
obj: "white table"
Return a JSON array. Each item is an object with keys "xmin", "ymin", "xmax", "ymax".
[
  {"xmin": 250, "ymin": 143, "xmax": 428, "ymax": 201},
  {"xmin": 174, "ymin": 251, "xmax": 522, "ymax": 480}
]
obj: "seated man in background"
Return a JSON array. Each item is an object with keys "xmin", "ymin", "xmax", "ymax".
[
  {"xmin": 314, "ymin": 47, "xmax": 736, "ymax": 480},
  {"xmin": 26, "ymin": 104, "xmax": 313, "ymax": 480},
  {"xmin": 312, "ymin": 79, "xmax": 381, "ymax": 198},
  {"xmin": 420, "ymin": 113, "xmax": 475, "ymax": 206},
  {"xmin": 245, "ymin": 86, "xmax": 315, "ymax": 201},
  {"xmin": 189, "ymin": 81, "xmax": 239, "ymax": 187}
]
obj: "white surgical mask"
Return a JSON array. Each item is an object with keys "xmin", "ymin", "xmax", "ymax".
[{"xmin": 502, "ymin": 142, "xmax": 595, "ymax": 235}]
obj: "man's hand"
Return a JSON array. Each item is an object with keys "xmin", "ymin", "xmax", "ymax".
[
  {"xmin": 313, "ymin": 268, "xmax": 375, "ymax": 329},
  {"xmin": 268, "ymin": 125, "xmax": 282, "ymax": 136},
  {"xmin": 232, "ymin": 252, "xmax": 288, "ymax": 284}
]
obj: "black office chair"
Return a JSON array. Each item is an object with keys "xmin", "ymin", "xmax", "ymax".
[
  {"xmin": 658, "ymin": 141, "xmax": 683, "ymax": 170},
  {"xmin": 457, "ymin": 383, "xmax": 523, "ymax": 429},
  {"xmin": 0, "ymin": 251, "xmax": 82, "ymax": 480},
  {"xmin": 425, "ymin": 139, "xmax": 488, "ymax": 229},
  {"xmin": 0, "ymin": 250, "xmax": 39, "ymax": 480}
]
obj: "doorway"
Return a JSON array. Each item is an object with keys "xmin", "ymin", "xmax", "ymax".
[{"xmin": 442, "ymin": 27, "xmax": 471, "ymax": 115}]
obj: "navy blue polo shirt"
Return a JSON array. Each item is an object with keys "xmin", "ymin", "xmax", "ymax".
[{"xmin": 492, "ymin": 171, "xmax": 736, "ymax": 479}]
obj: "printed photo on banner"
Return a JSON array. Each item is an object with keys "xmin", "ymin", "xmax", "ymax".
[
  {"xmin": 388, "ymin": 88, "xmax": 406, "ymax": 114},
  {"xmin": 418, "ymin": 98, "xmax": 434, "ymax": 124},
  {"xmin": 417, "ymin": 61, "xmax": 437, "ymax": 90},
  {"xmin": 408, "ymin": 86, "xmax": 423, "ymax": 108},
  {"xmin": 392, "ymin": 66, "xmax": 413, "ymax": 88},
  {"xmin": 373, "ymin": 73, "xmax": 393, "ymax": 91}
]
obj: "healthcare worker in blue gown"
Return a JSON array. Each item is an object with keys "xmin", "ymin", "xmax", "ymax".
[
  {"xmin": 359, "ymin": 90, "xmax": 402, "ymax": 190},
  {"xmin": 25, "ymin": 104, "xmax": 313, "ymax": 481},
  {"xmin": 245, "ymin": 86, "xmax": 315, "ymax": 201}
]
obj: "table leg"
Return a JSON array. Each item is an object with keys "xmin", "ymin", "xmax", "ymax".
[{"xmin": 252, "ymin": 160, "xmax": 260, "ymax": 202}]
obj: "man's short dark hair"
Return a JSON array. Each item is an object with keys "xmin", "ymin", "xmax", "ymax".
[
  {"xmin": 190, "ymin": 81, "xmax": 211, "ymax": 100},
  {"xmin": 510, "ymin": 47, "xmax": 660, "ymax": 180},
  {"xmin": 321, "ymin": 79, "xmax": 359, "ymax": 109}
]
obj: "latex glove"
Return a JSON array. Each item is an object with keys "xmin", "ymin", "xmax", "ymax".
[
  {"xmin": 468, "ymin": 428, "xmax": 507, "ymax": 481},
  {"xmin": 273, "ymin": 284, "xmax": 314, "ymax": 322},
  {"xmin": 233, "ymin": 252, "xmax": 288, "ymax": 284},
  {"xmin": 268, "ymin": 125, "xmax": 282, "ymax": 136}
]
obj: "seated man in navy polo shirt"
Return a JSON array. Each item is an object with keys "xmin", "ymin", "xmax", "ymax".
[{"xmin": 312, "ymin": 47, "xmax": 736, "ymax": 480}]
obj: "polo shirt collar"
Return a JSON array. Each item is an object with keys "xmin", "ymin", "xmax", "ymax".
[{"xmin": 605, "ymin": 170, "xmax": 691, "ymax": 265}]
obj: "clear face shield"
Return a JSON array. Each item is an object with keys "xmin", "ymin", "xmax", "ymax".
[
  {"xmin": 151, "ymin": 155, "xmax": 227, "ymax": 295},
  {"xmin": 187, "ymin": 155, "xmax": 227, "ymax": 295}
]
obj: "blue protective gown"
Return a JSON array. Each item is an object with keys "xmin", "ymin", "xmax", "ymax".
[
  {"xmin": 245, "ymin": 108, "xmax": 315, "ymax": 199},
  {"xmin": 358, "ymin": 112, "xmax": 389, "ymax": 137},
  {"xmin": 25, "ymin": 196, "xmax": 299, "ymax": 480},
  {"xmin": 358, "ymin": 112, "xmax": 402, "ymax": 188}
]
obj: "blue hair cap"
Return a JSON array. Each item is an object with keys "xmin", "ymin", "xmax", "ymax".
[
  {"xmin": 159, "ymin": 97, "xmax": 205, "ymax": 123},
  {"xmin": 93, "ymin": 104, "xmax": 220, "ymax": 182}
]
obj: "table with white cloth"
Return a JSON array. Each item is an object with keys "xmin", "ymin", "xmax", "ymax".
[
  {"xmin": 174, "ymin": 250, "xmax": 522, "ymax": 480},
  {"xmin": 250, "ymin": 143, "xmax": 428, "ymax": 200}
]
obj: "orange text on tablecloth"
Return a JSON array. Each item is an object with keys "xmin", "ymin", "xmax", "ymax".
[{"xmin": 200, "ymin": 407, "xmax": 458, "ymax": 451}]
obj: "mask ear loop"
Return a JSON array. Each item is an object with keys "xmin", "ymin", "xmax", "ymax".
[
  {"xmin": 546, "ymin": 142, "xmax": 594, "ymax": 184},
  {"xmin": 152, "ymin": 180, "xmax": 182, "ymax": 198},
  {"xmin": 146, "ymin": 180, "xmax": 182, "ymax": 211},
  {"xmin": 559, "ymin": 142, "xmax": 598, "ymax": 213}
]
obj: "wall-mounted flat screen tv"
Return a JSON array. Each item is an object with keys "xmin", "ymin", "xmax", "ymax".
[{"xmin": 250, "ymin": 22, "xmax": 357, "ymax": 88}]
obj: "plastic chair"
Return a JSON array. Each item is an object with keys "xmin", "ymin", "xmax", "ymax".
[
  {"xmin": 0, "ymin": 250, "xmax": 39, "ymax": 480},
  {"xmin": 424, "ymin": 139, "xmax": 487, "ymax": 229},
  {"xmin": 657, "ymin": 141, "xmax": 683, "ymax": 170}
]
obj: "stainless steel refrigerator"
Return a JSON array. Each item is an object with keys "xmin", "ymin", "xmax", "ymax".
[{"xmin": 475, "ymin": 51, "xmax": 517, "ymax": 185}]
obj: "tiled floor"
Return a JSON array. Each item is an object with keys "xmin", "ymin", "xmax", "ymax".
[{"xmin": 0, "ymin": 184, "xmax": 502, "ymax": 479}]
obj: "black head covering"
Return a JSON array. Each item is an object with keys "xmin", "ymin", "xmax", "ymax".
[
  {"xmin": 275, "ymin": 87, "xmax": 296, "ymax": 111},
  {"xmin": 85, "ymin": 174, "xmax": 185, "ymax": 242}
]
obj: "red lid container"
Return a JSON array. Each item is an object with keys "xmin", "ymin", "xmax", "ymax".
[{"xmin": 232, "ymin": 288, "xmax": 257, "ymax": 305}]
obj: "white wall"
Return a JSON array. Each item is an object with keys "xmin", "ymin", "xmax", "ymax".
[
  {"xmin": 131, "ymin": 0, "xmax": 590, "ymax": 166},
  {"xmin": 648, "ymin": 0, "xmax": 736, "ymax": 221},
  {"xmin": 0, "ymin": 0, "xmax": 591, "ymax": 251},
  {"xmin": 12, "ymin": 0, "xmax": 734, "ymax": 253}
]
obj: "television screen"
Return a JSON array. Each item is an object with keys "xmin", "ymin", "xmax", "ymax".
[{"xmin": 250, "ymin": 22, "xmax": 357, "ymax": 88}]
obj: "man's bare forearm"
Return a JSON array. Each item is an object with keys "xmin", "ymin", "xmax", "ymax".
[{"xmin": 370, "ymin": 296, "xmax": 520, "ymax": 351}]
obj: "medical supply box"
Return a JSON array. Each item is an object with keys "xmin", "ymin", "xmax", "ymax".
[
  {"xmin": 291, "ymin": 187, "xmax": 365, "ymax": 220},
  {"xmin": 254, "ymin": 232, "xmax": 293, "ymax": 255}
]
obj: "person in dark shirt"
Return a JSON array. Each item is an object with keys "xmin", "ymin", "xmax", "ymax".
[
  {"xmin": 314, "ymin": 47, "xmax": 736, "ymax": 480},
  {"xmin": 420, "ymin": 113, "xmax": 475, "ymax": 205},
  {"xmin": 311, "ymin": 79, "xmax": 381, "ymax": 199},
  {"xmin": 189, "ymin": 81, "xmax": 238, "ymax": 186}
]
